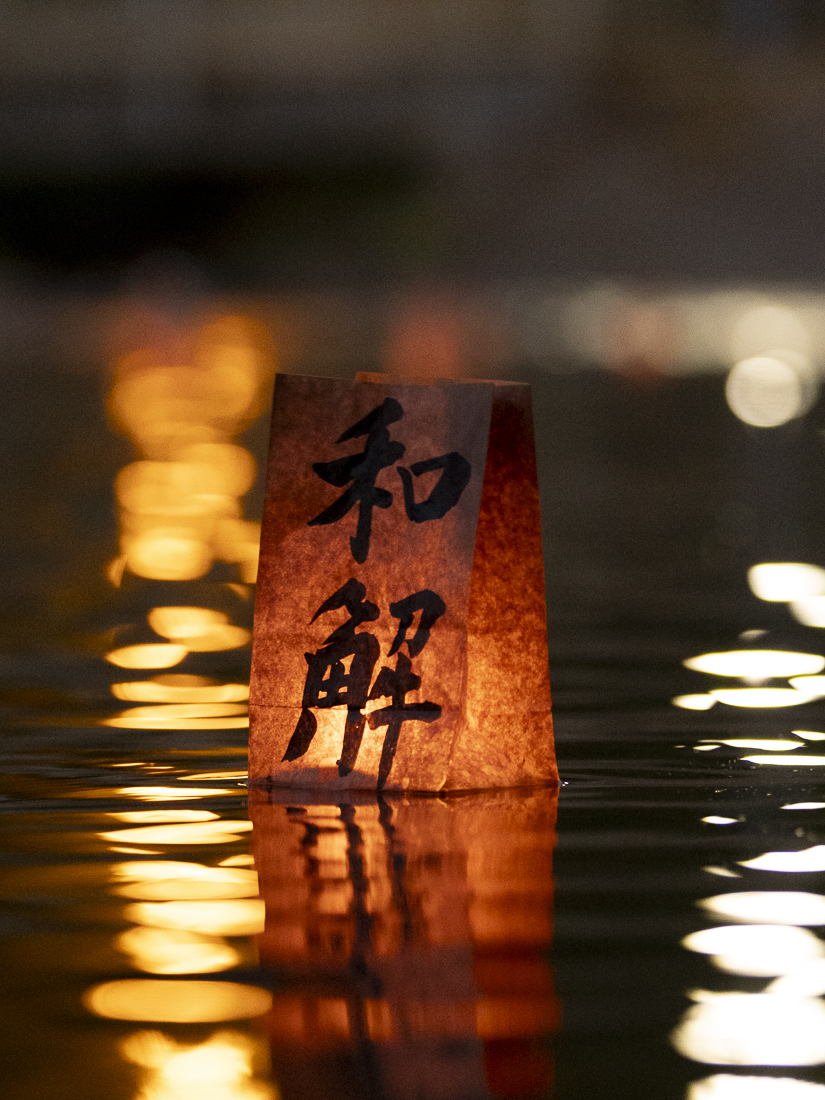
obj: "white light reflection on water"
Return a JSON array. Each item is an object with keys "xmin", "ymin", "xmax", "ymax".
[
  {"xmin": 689, "ymin": 1074, "xmax": 825, "ymax": 1098},
  {"xmin": 711, "ymin": 690, "xmax": 819, "ymax": 708},
  {"xmin": 700, "ymin": 740, "xmax": 804, "ymax": 751},
  {"xmin": 121, "ymin": 1029, "xmax": 276, "ymax": 1100},
  {"xmin": 741, "ymin": 848, "xmax": 825, "ymax": 872},
  {"xmin": 744, "ymin": 756, "xmax": 825, "ymax": 767},
  {"xmin": 698, "ymin": 893, "xmax": 825, "ymax": 926},
  {"xmin": 684, "ymin": 650, "xmax": 825, "ymax": 678},
  {"xmin": 672, "ymin": 994, "xmax": 825, "ymax": 1065},
  {"xmin": 783, "ymin": 803, "xmax": 825, "ymax": 811},
  {"xmin": 769, "ymin": 962, "xmax": 825, "ymax": 999},
  {"xmin": 748, "ymin": 564, "xmax": 825, "ymax": 602},
  {"xmin": 790, "ymin": 677, "xmax": 825, "ymax": 694},
  {"xmin": 682, "ymin": 925, "xmax": 825, "ymax": 976},
  {"xmin": 674, "ymin": 694, "xmax": 718, "ymax": 710}
]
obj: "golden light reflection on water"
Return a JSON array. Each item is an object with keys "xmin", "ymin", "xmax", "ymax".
[
  {"xmin": 112, "ymin": 678, "xmax": 250, "ymax": 703},
  {"xmin": 117, "ymin": 926, "xmax": 242, "ymax": 975},
  {"xmin": 118, "ymin": 880, "xmax": 260, "ymax": 901},
  {"xmin": 100, "ymin": 311, "xmax": 270, "ymax": 740},
  {"xmin": 112, "ymin": 860, "xmax": 258, "ymax": 886},
  {"xmin": 98, "ymin": 820, "xmax": 254, "ymax": 845},
  {"xmin": 107, "ymin": 313, "xmax": 271, "ymax": 584},
  {"xmin": 106, "ymin": 644, "xmax": 188, "ymax": 669},
  {"xmin": 183, "ymin": 771, "xmax": 249, "ymax": 782},
  {"xmin": 698, "ymin": 892, "xmax": 825, "ymax": 926},
  {"xmin": 116, "ymin": 787, "xmax": 240, "ymax": 801},
  {"xmin": 105, "ymin": 714, "xmax": 250, "ymax": 730},
  {"xmin": 85, "ymin": 980, "xmax": 272, "ymax": 1022},
  {"xmin": 112, "ymin": 704, "xmax": 248, "ymax": 721},
  {"xmin": 689, "ymin": 1075, "xmax": 825, "ymax": 1099},
  {"xmin": 121, "ymin": 1030, "xmax": 277, "ymax": 1100},
  {"xmin": 68, "ymin": 786, "xmax": 239, "ymax": 800},
  {"xmin": 111, "ymin": 857, "xmax": 259, "ymax": 901},
  {"xmin": 147, "ymin": 607, "xmax": 251, "ymax": 652},
  {"xmin": 126, "ymin": 900, "xmax": 266, "ymax": 936}
]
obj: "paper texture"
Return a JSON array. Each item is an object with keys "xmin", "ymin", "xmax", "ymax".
[{"xmin": 249, "ymin": 374, "xmax": 555, "ymax": 790}]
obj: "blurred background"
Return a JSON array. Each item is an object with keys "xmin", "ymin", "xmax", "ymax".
[
  {"xmin": 6, "ymin": 0, "xmax": 825, "ymax": 672},
  {"xmin": 9, "ymin": 8, "xmax": 825, "ymax": 1100}
]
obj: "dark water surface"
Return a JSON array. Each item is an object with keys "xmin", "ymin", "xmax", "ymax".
[{"xmin": 5, "ymin": 365, "xmax": 825, "ymax": 1100}]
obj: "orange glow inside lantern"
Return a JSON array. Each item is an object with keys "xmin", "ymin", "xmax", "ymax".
[{"xmin": 249, "ymin": 375, "xmax": 555, "ymax": 792}]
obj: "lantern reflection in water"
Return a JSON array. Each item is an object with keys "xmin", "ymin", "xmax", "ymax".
[{"xmin": 250, "ymin": 786, "xmax": 558, "ymax": 1100}]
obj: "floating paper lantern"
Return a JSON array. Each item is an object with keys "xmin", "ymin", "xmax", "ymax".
[{"xmin": 249, "ymin": 375, "xmax": 555, "ymax": 791}]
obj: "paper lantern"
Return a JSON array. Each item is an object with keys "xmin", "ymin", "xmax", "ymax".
[
  {"xmin": 249, "ymin": 786, "xmax": 559, "ymax": 1100},
  {"xmin": 249, "ymin": 374, "xmax": 555, "ymax": 791}
]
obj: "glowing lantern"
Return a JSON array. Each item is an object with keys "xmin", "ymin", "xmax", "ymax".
[
  {"xmin": 249, "ymin": 375, "xmax": 555, "ymax": 791},
  {"xmin": 249, "ymin": 786, "xmax": 558, "ymax": 1099}
]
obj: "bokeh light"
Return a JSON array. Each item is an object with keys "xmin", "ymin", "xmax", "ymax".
[
  {"xmin": 120, "ymin": 1029, "xmax": 276, "ymax": 1100},
  {"xmin": 740, "ymin": 847, "xmax": 825, "ymax": 873},
  {"xmin": 748, "ymin": 564, "xmax": 825, "ymax": 602},
  {"xmin": 116, "ymin": 926, "xmax": 242, "ymax": 975},
  {"xmin": 672, "ymin": 994, "xmax": 825, "ymax": 1065},
  {"xmin": 689, "ymin": 1075, "xmax": 825, "ymax": 1098},
  {"xmin": 725, "ymin": 353, "xmax": 816, "ymax": 428},
  {"xmin": 682, "ymin": 924, "xmax": 825, "ymax": 977},
  {"xmin": 698, "ymin": 892, "xmax": 825, "ymax": 926},
  {"xmin": 125, "ymin": 899, "xmax": 265, "ymax": 936},
  {"xmin": 84, "ymin": 980, "xmax": 271, "ymax": 1022},
  {"xmin": 683, "ymin": 651, "xmax": 825, "ymax": 678}
]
